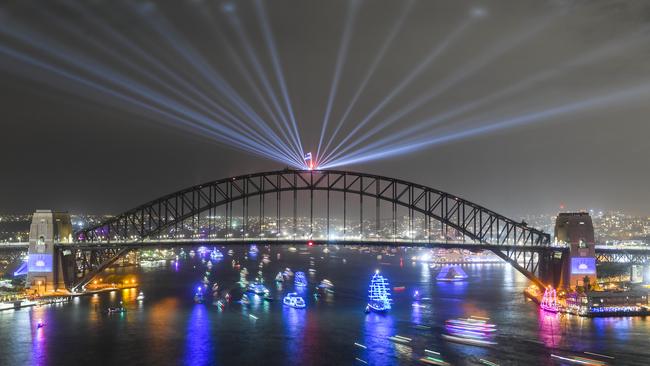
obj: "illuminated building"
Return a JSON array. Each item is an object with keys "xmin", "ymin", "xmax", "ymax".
[{"xmin": 565, "ymin": 290, "xmax": 649, "ymax": 316}]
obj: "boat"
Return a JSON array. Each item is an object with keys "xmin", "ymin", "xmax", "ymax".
[
  {"xmin": 227, "ymin": 249, "xmax": 234, "ymax": 256},
  {"xmin": 210, "ymin": 248, "xmax": 224, "ymax": 260},
  {"xmin": 413, "ymin": 290, "xmax": 421, "ymax": 301},
  {"xmin": 247, "ymin": 282, "xmax": 270, "ymax": 295},
  {"xmin": 194, "ymin": 287, "xmax": 204, "ymax": 304},
  {"xmin": 283, "ymin": 268, "xmax": 294, "ymax": 278},
  {"xmin": 275, "ymin": 272, "xmax": 285, "ymax": 282},
  {"xmin": 263, "ymin": 293, "xmax": 274, "ymax": 302},
  {"xmin": 318, "ymin": 279, "xmax": 334, "ymax": 289},
  {"xmin": 36, "ymin": 319, "xmax": 45, "ymax": 329},
  {"xmin": 288, "ymin": 247, "xmax": 297, "ymax": 253},
  {"xmin": 365, "ymin": 270, "xmax": 392, "ymax": 313},
  {"xmin": 540, "ymin": 287, "xmax": 559, "ymax": 313},
  {"xmin": 107, "ymin": 306, "xmax": 126, "ymax": 314},
  {"xmin": 294, "ymin": 271, "xmax": 308, "ymax": 287},
  {"xmin": 136, "ymin": 291, "xmax": 145, "ymax": 301},
  {"xmin": 436, "ymin": 266, "xmax": 469, "ymax": 281},
  {"xmin": 443, "ymin": 317, "xmax": 498, "ymax": 346},
  {"xmin": 283, "ymin": 292, "xmax": 306, "ymax": 309},
  {"xmin": 239, "ymin": 294, "xmax": 250, "ymax": 305}
]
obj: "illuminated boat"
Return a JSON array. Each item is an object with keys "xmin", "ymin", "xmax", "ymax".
[
  {"xmin": 443, "ymin": 316, "xmax": 498, "ymax": 346},
  {"xmin": 275, "ymin": 272, "xmax": 285, "ymax": 282},
  {"xmin": 283, "ymin": 292, "xmax": 306, "ymax": 309},
  {"xmin": 239, "ymin": 294, "xmax": 250, "ymax": 305},
  {"xmin": 318, "ymin": 279, "xmax": 334, "ymax": 289},
  {"xmin": 136, "ymin": 291, "xmax": 145, "ymax": 301},
  {"xmin": 210, "ymin": 248, "xmax": 223, "ymax": 260},
  {"xmin": 540, "ymin": 287, "xmax": 559, "ymax": 313},
  {"xmin": 194, "ymin": 287, "xmax": 204, "ymax": 304},
  {"xmin": 365, "ymin": 270, "xmax": 391, "ymax": 313},
  {"xmin": 436, "ymin": 266, "xmax": 468, "ymax": 281},
  {"xmin": 107, "ymin": 306, "xmax": 127, "ymax": 314},
  {"xmin": 249, "ymin": 244, "xmax": 259, "ymax": 254},
  {"xmin": 247, "ymin": 282, "xmax": 270, "ymax": 295},
  {"xmin": 283, "ymin": 268, "xmax": 294, "ymax": 278},
  {"xmin": 294, "ymin": 272, "xmax": 308, "ymax": 287}
]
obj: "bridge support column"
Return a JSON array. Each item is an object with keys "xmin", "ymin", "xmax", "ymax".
[
  {"xmin": 554, "ymin": 212, "xmax": 597, "ymax": 290},
  {"xmin": 644, "ymin": 264, "xmax": 650, "ymax": 285},
  {"xmin": 538, "ymin": 250, "xmax": 569, "ymax": 288},
  {"xmin": 26, "ymin": 210, "xmax": 73, "ymax": 295}
]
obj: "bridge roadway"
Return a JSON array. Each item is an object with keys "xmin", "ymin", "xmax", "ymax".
[{"xmin": 2, "ymin": 239, "xmax": 649, "ymax": 259}]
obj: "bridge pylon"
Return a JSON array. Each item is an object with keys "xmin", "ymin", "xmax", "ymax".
[
  {"xmin": 554, "ymin": 212, "xmax": 597, "ymax": 289},
  {"xmin": 26, "ymin": 210, "xmax": 74, "ymax": 295}
]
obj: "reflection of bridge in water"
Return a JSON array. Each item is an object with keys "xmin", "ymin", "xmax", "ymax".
[{"xmin": 6, "ymin": 169, "xmax": 650, "ymax": 292}]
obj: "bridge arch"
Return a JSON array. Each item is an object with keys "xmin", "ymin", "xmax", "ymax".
[
  {"xmin": 76, "ymin": 169, "xmax": 549, "ymax": 246},
  {"xmin": 70, "ymin": 169, "xmax": 558, "ymax": 289}
]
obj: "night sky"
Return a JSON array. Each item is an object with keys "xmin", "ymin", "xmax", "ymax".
[{"xmin": 1, "ymin": 0, "xmax": 649, "ymax": 217}]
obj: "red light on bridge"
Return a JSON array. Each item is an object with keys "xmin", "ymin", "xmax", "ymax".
[{"xmin": 307, "ymin": 241, "xmax": 314, "ymax": 246}]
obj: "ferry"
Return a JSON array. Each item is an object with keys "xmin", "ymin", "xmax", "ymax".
[{"xmin": 283, "ymin": 293, "xmax": 306, "ymax": 309}]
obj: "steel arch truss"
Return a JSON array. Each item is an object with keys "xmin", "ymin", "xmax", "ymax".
[
  {"xmin": 597, "ymin": 250, "xmax": 650, "ymax": 264},
  {"xmin": 72, "ymin": 169, "xmax": 552, "ymax": 286},
  {"xmin": 76, "ymin": 169, "xmax": 550, "ymax": 246}
]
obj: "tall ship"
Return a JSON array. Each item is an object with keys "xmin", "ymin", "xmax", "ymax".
[{"xmin": 365, "ymin": 270, "xmax": 392, "ymax": 313}]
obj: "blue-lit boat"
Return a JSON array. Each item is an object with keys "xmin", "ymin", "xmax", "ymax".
[
  {"xmin": 247, "ymin": 282, "xmax": 269, "ymax": 295},
  {"xmin": 294, "ymin": 271, "xmax": 308, "ymax": 287},
  {"xmin": 210, "ymin": 248, "xmax": 224, "ymax": 260},
  {"xmin": 194, "ymin": 287, "xmax": 204, "ymax": 304},
  {"xmin": 436, "ymin": 266, "xmax": 468, "ymax": 281},
  {"xmin": 283, "ymin": 292, "xmax": 306, "ymax": 309},
  {"xmin": 365, "ymin": 270, "xmax": 391, "ymax": 313}
]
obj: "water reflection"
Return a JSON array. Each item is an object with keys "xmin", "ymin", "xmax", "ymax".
[
  {"xmin": 538, "ymin": 310, "xmax": 562, "ymax": 348},
  {"xmin": 184, "ymin": 305, "xmax": 213, "ymax": 366},
  {"xmin": 30, "ymin": 306, "xmax": 48, "ymax": 366},
  {"xmin": 362, "ymin": 313, "xmax": 396, "ymax": 365},
  {"xmin": 282, "ymin": 305, "xmax": 306, "ymax": 363}
]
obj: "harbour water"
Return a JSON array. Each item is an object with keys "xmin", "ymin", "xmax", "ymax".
[{"xmin": 1, "ymin": 245, "xmax": 648, "ymax": 365}]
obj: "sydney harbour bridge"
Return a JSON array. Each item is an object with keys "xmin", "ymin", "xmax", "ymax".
[{"xmin": 6, "ymin": 169, "xmax": 650, "ymax": 293}]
